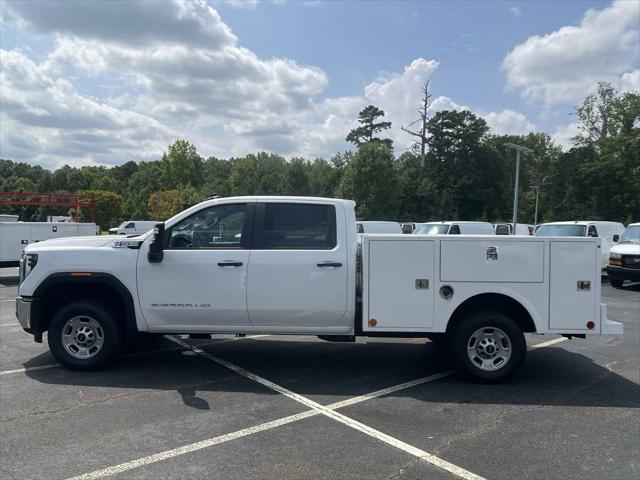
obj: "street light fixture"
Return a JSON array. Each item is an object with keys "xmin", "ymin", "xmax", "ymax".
[{"xmin": 504, "ymin": 143, "xmax": 533, "ymax": 235}]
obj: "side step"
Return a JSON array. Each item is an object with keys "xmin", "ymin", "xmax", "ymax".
[{"xmin": 317, "ymin": 335, "xmax": 356, "ymax": 343}]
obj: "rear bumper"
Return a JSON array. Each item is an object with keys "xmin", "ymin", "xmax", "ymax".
[
  {"xmin": 600, "ymin": 303, "xmax": 624, "ymax": 335},
  {"xmin": 606, "ymin": 265, "xmax": 640, "ymax": 281}
]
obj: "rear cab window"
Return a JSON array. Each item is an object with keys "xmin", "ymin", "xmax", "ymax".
[{"xmin": 255, "ymin": 203, "xmax": 336, "ymax": 250}]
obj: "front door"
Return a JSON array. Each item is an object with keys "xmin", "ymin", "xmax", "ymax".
[
  {"xmin": 137, "ymin": 202, "xmax": 253, "ymax": 330},
  {"xmin": 247, "ymin": 202, "xmax": 348, "ymax": 328}
]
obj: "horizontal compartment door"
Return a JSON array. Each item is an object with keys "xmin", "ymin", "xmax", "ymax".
[{"xmin": 440, "ymin": 240, "xmax": 544, "ymax": 283}]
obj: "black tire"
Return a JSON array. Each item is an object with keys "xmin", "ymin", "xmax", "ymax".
[
  {"xmin": 48, "ymin": 300, "xmax": 124, "ymax": 371},
  {"xmin": 449, "ymin": 311, "xmax": 526, "ymax": 383},
  {"xmin": 610, "ymin": 278, "xmax": 624, "ymax": 288}
]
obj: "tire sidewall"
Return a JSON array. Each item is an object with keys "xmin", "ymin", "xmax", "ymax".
[
  {"xmin": 450, "ymin": 311, "xmax": 526, "ymax": 383},
  {"xmin": 48, "ymin": 300, "xmax": 123, "ymax": 370}
]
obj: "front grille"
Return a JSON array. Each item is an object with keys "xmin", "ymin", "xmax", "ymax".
[{"xmin": 623, "ymin": 255, "xmax": 640, "ymax": 269}]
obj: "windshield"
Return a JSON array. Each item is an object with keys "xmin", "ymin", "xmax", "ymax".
[
  {"xmin": 535, "ymin": 225, "xmax": 586, "ymax": 237},
  {"xmin": 415, "ymin": 224, "xmax": 450, "ymax": 235},
  {"xmin": 619, "ymin": 225, "xmax": 640, "ymax": 243}
]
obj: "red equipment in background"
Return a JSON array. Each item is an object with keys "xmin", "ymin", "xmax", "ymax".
[{"xmin": 0, "ymin": 192, "xmax": 96, "ymax": 222}]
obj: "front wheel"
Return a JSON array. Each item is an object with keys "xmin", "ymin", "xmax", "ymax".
[
  {"xmin": 48, "ymin": 300, "xmax": 124, "ymax": 370},
  {"xmin": 449, "ymin": 311, "xmax": 526, "ymax": 383}
]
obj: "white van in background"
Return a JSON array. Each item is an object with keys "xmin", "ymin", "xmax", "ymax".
[
  {"xmin": 607, "ymin": 222, "xmax": 640, "ymax": 288},
  {"xmin": 535, "ymin": 221, "xmax": 625, "ymax": 269},
  {"xmin": 414, "ymin": 221, "xmax": 496, "ymax": 235},
  {"xmin": 356, "ymin": 221, "xmax": 403, "ymax": 234},
  {"xmin": 108, "ymin": 220, "xmax": 158, "ymax": 236},
  {"xmin": 494, "ymin": 223, "xmax": 534, "ymax": 235}
]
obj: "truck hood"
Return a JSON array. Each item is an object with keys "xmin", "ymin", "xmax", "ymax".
[
  {"xmin": 25, "ymin": 236, "xmax": 116, "ymax": 251},
  {"xmin": 610, "ymin": 243, "xmax": 640, "ymax": 255}
]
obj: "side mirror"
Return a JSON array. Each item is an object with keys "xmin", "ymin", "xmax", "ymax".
[
  {"xmin": 613, "ymin": 234, "xmax": 620, "ymax": 242},
  {"xmin": 148, "ymin": 222, "xmax": 166, "ymax": 263}
]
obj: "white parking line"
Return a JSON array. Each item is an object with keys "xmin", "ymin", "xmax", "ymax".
[
  {"xmin": 0, "ymin": 335, "xmax": 268, "ymax": 376},
  {"xmin": 165, "ymin": 335, "xmax": 486, "ymax": 480},
  {"xmin": 67, "ymin": 334, "xmax": 570, "ymax": 480},
  {"xmin": 0, "ymin": 323, "xmax": 20, "ymax": 327}
]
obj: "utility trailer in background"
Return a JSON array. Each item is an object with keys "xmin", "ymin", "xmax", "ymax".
[{"xmin": 0, "ymin": 221, "xmax": 98, "ymax": 267}]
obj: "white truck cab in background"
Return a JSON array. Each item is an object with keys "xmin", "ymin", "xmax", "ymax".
[
  {"xmin": 414, "ymin": 221, "xmax": 496, "ymax": 235},
  {"xmin": 356, "ymin": 221, "xmax": 403, "ymax": 234},
  {"xmin": 535, "ymin": 221, "xmax": 625, "ymax": 269},
  {"xmin": 494, "ymin": 223, "xmax": 534, "ymax": 235},
  {"xmin": 108, "ymin": 220, "xmax": 158, "ymax": 236},
  {"xmin": 607, "ymin": 222, "xmax": 640, "ymax": 288},
  {"xmin": 15, "ymin": 196, "xmax": 622, "ymax": 382}
]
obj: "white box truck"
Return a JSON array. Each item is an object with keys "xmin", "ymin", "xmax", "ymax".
[
  {"xmin": 1, "ymin": 221, "xmax": 97, "ymax": 267},
  {"xmin": 15, "ymin": 196, "xmax": 622, "ymax": 382}
]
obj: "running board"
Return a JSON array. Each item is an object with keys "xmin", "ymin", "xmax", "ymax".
[{"xmin": 317, "ymin": 335, "xmax": 356, "ymax": 343}]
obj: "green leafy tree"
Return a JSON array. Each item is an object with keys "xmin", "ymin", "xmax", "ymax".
[
  {"xmin": 77, "ymin": 189, "xmax": 123, "ymax": 230},
  {"xmin": 336, "ymin": 142, "xmax": 399, "ymax": 219},
  {"xmin": 160, "ymin": 140, "xmax": 204, "ymax": 188},
  {"xmin": 346, "ymin": 105, "xmax": 393, "ymax": 149},
  {"xmin": 147, "ymin": 190, "xmax": 182, "ymax": 220},
  {"xmin": 281, "ymin": 158, "xmax": 310, "ymax": 195}
]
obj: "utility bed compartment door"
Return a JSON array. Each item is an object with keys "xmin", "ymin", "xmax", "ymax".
[
  {"xmin": 549, "ymin": 241, "xmax": 597, "ymax": 331},
  {"xmin": 367, "ymin": 239, "xmax": 434, "ymax": 330},
  {"xmin": 440, "ymin": 239, "xmax": 544, "ymax": 283}
]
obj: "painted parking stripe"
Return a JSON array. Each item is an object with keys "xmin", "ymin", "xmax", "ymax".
[
  {"xmin": 0, "ymin": 335, "xmax": 268, "ymax": 376},
  {"xmin": 165, "ymin": 335, "xmax": 486, "ymax": 480},
  {"xmin": 67, "ymin": 359, "xmax": 457, "ymax": 480},
  {"xmin": 0, "ymin": 323, "xmax": 20, "ymax": 327},
  {"xmin": 68, "ymin": 335, "xmax": 568, "ymax": 480},
  {"xmin": 529, "ymin": 337, "xmax": 567, "ymax": 349}
]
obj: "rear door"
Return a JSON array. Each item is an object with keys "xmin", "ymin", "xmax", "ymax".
[{"xmin": 247, "ymin": 202, "xmax": 348, "ymax": 328}]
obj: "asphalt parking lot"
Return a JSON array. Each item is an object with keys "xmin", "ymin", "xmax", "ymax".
[{"xmin": 1, "ymin": 267, "xmax": 638, "ymax": 480}]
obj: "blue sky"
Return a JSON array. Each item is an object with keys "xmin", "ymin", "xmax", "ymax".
[{"xmin": 1, "ymin": 0, "xmax": 638, "ymax": 169}]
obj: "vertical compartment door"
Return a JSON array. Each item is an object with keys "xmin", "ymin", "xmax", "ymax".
[
  {"xmin": 367, "ymin": 240, "xmax": 435, "ymax": 330},
  {"xmin": 549, "ymin": 241, "xmax": 597, "ymax": 330}
]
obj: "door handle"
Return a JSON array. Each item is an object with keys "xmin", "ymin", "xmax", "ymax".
[
  {"xmin": 217, "ymin": 261, "xmax": 243, "ymax": 267},
  {"xmin": 317, "ymin": 261, "xmax": 342, "ymax": 268}
]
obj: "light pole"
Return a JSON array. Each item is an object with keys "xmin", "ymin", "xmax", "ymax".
[
  {"xmin": 531, "ymin": 174, "xmax": 554, "ymax": 226},
  {"xmin": 504, "ymin": 143, "xmax": 533, "ymax": 235}
]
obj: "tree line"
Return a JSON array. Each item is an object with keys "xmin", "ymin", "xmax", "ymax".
[{"xmin": 0, "ymin": 82, "xmax": 638, "ymax": 229}]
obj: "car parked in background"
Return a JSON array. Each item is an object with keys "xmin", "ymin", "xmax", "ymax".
[
  {"xmin": 414, "ymin": 221, "xmax": 495, "ymax": 235},
  {"xmin": 494, "ymin": 223, "xmax": 534, "ymax": 235},
  {"xmin": 356, "ymin": 221, "xmax": 403, "ymax": 234},
  {"xmin": 534, "ymin": 221, "xmax": 625, "ymax": 270},
  {"xmin": 108, "ymin": 220, "xmax": 158, "ymax": 236},
  {"xmin": 607, "ymin": 222, "xmax": 640, "ymax": 287},
  {"xmin": 401, "ymin": 222, "xmax": 421, "ymax": 234}
]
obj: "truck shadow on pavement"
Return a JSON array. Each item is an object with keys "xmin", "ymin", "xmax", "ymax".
[{"xmin": 24, "ymin": 337, "xmax": 640, "ymax": 411}]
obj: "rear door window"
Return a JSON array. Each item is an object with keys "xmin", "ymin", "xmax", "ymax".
[
  {"xmin": 449, "ymin": 224, "xmax": 461, "ymax": 234},
  {"xmin": 255, "ymin": 203, "xmax": 336, "ymax": 250}
]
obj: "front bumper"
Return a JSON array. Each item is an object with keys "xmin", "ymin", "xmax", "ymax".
[
  {"xmin": 16, "ymin": 296, "xmax": 32, "ymax": 329},
  {"xmin": 606, "ymin": 265, "xmax": 640, "ymax": 281}
]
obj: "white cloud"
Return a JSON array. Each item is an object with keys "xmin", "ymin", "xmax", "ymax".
[
  {"xmin": 483, "ymin": 110, "xmax": 536, "ymax": 135},
  {"xmin": 1, "ymin": 1, "xmax": 536, "ymax": 166},
  {"xmin": 502, "ymin": 0, "xmax": 640, "ymax": 106},
  {"xmin": 509, "ymin": 6, "xmax": 522, "ymax": 17},
  {"xmin": 619, "ymin": 69, "xmax": 640, "ymax": 93},
  {"xmin": 551, "ymin": 122, "xmax": 579, "ymax": 149}
]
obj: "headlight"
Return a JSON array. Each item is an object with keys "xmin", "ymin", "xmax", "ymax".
[
  {"xmin": 609, "ymin": 252, "xmax": 622, "ymax": 260},
  {"xmin": 21, "ymin": 253, "xmax": 38, "ymax": 282}
]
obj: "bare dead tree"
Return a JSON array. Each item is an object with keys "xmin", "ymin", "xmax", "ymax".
[{"xmin": 401, "ymin": 80, "xmax": 432, "ymax": 164}]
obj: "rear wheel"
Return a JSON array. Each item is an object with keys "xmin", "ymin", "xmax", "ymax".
[
  {"xmin": 449, "ymin": 311, "xmax": 526, "ymax": 383},
  {"xmin": 48, "ymin": 300, "xmax": 124, "ymax": 370},
  {"xmin": 610, "ymin": 278, "xmax": 624, "ymax": 288}
]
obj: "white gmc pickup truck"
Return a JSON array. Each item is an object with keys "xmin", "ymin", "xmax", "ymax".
[{"xmin": 16, "ymin": 196, "xmax": 623, "ymax": 382}]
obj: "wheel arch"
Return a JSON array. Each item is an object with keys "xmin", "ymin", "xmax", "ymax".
[
  {"xmin": 445, "ymin": 292, "xmax": 537, "ymax": 335},
  {"xmin": 32, "ymin": 273, "xmax": 137, "ymax": 336}
]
